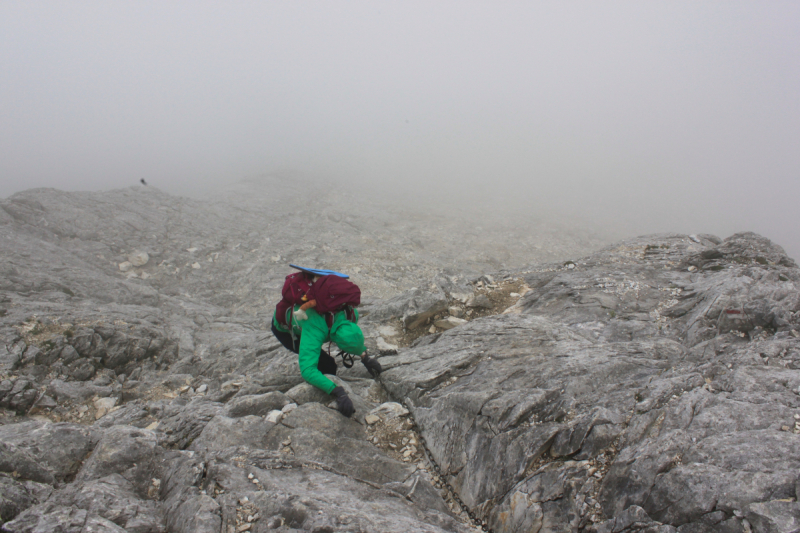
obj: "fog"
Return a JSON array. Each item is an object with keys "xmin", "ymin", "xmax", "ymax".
[{"xmin": 2, "ymin": 2, "xmax": 799, "ymax": 257}]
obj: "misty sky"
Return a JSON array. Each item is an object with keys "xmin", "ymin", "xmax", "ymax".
[{"xmin": 2, "ymin": 2, "xmax": 799, "ymax": 257}]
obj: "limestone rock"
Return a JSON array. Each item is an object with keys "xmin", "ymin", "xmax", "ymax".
[
  {"xmin": 0, "ymin": 421, "xmax": 97, "ymax": 483},
  {"xmin": 189, "ymin": 414, "xmax": 275, "ymax": 453},
  {"xmin": 376, "ymin": 336, "xmax": 399, "ymax": 354},
  {"xmin": 127, "ymin": 251, "xmax": 149, "ymax": 267},
  {"xmin": 77, "ymin": 426, "xmax": 158, "ymax": 482},
  {"xmin": 362, "ymin": 287, "xmax": 448, "ymax": 329},
  {"xmin": 434, "ymin": 316, "xmax": 467, "ymax": 330},
  {"xmin": 93, "ymin": 397, "xmax": 117, "ymax": 419},
  {"xmin": 225, "ymin": 391, "xmax": 289, "ymax": 418},
  {"xmin": 285, "ymin": 382, "xmax": 331, "ymax": 406},
  {"xmin": 466, "ymin": 293, "xmax": 491, "ymax": 308},
  {"xmin": 4, "ymin": 181, "xmax": 799, "ymax": 533}
]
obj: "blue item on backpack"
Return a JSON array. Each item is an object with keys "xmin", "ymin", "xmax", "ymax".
[{"xmin": 289, "ymin": 264, "xmax": 350, "ymax": 278}]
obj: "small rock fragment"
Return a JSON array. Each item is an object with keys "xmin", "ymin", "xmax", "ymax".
[
  {"xmin": 448, "ymin": 306, "xmax": 464, "ymax": 318},
  {"xmin": 365, "ymin": 414, "xmax": 380, "ymax": 425},
  {"xmin": 266, "ymin": 410, "xmax": 283, "ymax": 424},
  {"xmin": 94, "ymin": 396, "xmax": 117, "ymax": 419},
  {"xmin": 128, "ymin": 251, "xmax": 149, "ymax": 267},
  {"xmin": 434, "ymin": 316, "xmax": 468, "ymax": 330}
]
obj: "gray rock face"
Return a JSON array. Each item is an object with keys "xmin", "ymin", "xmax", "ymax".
[
  {"xmin": 224, "ymin": 391, "xmax": 289, "ymax": 418},
  {"xmin": 362, "ymin": 287, "xmax": 449, "ymax": 329},
  {"xmin": 2, "ymin": 181, "xmax": 798, "ymax": 532},
  {"xmin": 0, "ymin": 421, "xmax": 97, "ymax": 483},
  {"xmin": 379, "ymin": 232, "xmax": 800, "ymax": 532}
]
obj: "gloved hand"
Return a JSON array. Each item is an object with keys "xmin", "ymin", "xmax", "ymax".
[
  {"xmin": 330, "ymin": 386, "xmax": 355, "ymax": 418},
  {"xmin": 294, "ymin": 308, "xmax": 308, "ymax": 321},
  {"xmin": 361, "ymin": 355, "xmax": 382, "ymax": 378}
]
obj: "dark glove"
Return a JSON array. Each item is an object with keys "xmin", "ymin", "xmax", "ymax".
[
  {"xmin": 362, "ymin": 355, "xmax": 382, "ymax": 378},
  {"xmin": 330, "ymin": 386, "xmax": 355, "ymax": 418}
]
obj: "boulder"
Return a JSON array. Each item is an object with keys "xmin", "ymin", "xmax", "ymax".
[
  {"xmin": 77, "ymin": 425, "xmax": 158, "ymax": 482},
  {"xmin": 0, "ymin": 422, "xmax": 97, "ymax": 483},
  {"xmin": 0, "ymin": 476, "xmax": 51, "ymax": 525}
]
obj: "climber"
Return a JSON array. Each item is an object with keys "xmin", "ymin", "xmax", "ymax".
[
  {"xmin": 271, "ymin": 268, "xmax": 382, "ymax": 417},
  {"xmin": 271, "ymin": 268, "xmax": 337, "ymax": 374}
]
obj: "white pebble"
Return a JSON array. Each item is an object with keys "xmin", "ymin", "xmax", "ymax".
[{"xmin": 265, "ymin": 410, "xmax": 283, "ymax": 424}]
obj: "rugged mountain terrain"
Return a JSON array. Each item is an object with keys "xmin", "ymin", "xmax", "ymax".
[{"xmin": 1, "ymin": 180, "xmax": 798, "ymax": 532}]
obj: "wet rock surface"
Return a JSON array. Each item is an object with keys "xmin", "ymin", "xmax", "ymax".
[{"xmin": 1, "ymin": 179, "xmax": 798, "ymax": 532}]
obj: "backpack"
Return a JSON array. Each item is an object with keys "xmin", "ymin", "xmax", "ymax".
[
  {"xmin": 282, "ymin": 271, "xmax": 314, "ymax": 305},
  {"xmin": 307, "ymin": 274, "xmax": 361, "ymax": 314},
  {"xmin": 275, "ymin": 272, "xmax": 314, "ymax": 327}
]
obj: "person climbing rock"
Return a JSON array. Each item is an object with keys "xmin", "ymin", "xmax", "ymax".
[
  {"xmin": 271, "ymin": 267, "xmax": 382, "ymax": 417},
  {"xmin": 271, "ymin": 270, "xmax": 339, "ymax": 375}
]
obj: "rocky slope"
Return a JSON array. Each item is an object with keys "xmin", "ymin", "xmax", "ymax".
[{"xmin": 1, "ymin": 181, "xmax": 799, "ymax": 532}]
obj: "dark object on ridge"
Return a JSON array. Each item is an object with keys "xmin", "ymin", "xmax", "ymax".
[
  {"xmin": 140, "ymin": 179, "xmax": 147, "ymax": 185},
  {"xmin": 331, "ymin": 386, "xmax": 354, "ymax": 417}
]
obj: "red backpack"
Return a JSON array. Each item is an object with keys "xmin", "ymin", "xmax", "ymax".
[
  {"xmin": 275, "ymin": 272, "xmax": 314, "ymax": 327},
  {"xmin": 307, "ymin": 274, "xmax": 361, "ymax": 314},
  {"xmin": 282, "ymin": 271, "xmax": 314, "ymax": 305}
]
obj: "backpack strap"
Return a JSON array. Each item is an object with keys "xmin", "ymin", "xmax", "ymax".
[
  {"xmin": 338, "ymin": 350, "xmax": 356, "ymax": 368},
  {"xmin": 288, "ymin": 308, "xmax": 298, "ymax": 351}
]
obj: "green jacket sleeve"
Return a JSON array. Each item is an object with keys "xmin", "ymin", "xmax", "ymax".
[{"xmin": 297, "ymin": 310, "xmax": 337, "ymax": 394}]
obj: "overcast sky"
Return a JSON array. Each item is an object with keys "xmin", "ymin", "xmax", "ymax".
[{"xmin": 2, "ymin": 2, "xmax": 799, "ymax": 257}]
